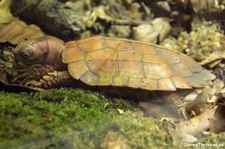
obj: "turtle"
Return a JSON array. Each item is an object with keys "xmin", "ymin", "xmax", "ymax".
[{"xmin": 13, "ymin": 36, "xmax": 215, "ymax": 118}]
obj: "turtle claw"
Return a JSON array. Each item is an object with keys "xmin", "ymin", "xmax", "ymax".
[
  {"xmin": 25, "ymin": 80, "xmax": 42, "ymax": 87},
  {"xmin": 25, "ymin": 78, "xmax": 49, "ymax": 87},
  {"xmin": 12, "ymin": 72, "xmax": 29, "ymax": 83},
  {"xmin": 16, "ymin": 68, "xmax": 30, "ymax": 73},
  {"xmin": 23, "ymin": 75, "xmax": 54, "ymax": 88}
]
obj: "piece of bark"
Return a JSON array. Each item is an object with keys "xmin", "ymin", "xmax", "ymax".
[{"xmin": 10, "ymin": 0, "xmax": 85, "ymax": 41}]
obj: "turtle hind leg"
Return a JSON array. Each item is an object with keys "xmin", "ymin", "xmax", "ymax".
[
  {"xmin": 139, "ymin": 100, "xmax": 184, "ymax": 119},
  {"xmin": 140, "ymin": 90, "xmax": 194, "ymax": 119}
]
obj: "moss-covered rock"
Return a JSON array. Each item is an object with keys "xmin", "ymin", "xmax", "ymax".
[
  {"xmin": 0, "ymin": 88, "xmax": 171, "ymax": 148},
  {"xmin": 1, "ymin": 88, "xmax": 225, "ymax": 148}
]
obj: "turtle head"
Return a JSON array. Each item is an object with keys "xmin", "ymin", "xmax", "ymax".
[{"xmin": 14, "ymin": 36, "xmax": 65, "ymax": 68}]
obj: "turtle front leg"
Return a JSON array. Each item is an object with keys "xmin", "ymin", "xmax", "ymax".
[
  {"xmin": 25, "ymin": 71, "xmax": 75, "ymax": 88},
  {"xmin": 12, "ymin": 64, "xmax": 55, "ymax": 85}
]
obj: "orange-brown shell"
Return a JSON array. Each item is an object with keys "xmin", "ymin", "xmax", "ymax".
[{"xmin": 62, "ymin": 36, "xmax": 215, "ymax": 91}]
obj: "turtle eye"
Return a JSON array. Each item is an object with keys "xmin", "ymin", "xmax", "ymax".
[{"xmin": 21, "ymin": 48, "xmax": 33, "ymax": 59}]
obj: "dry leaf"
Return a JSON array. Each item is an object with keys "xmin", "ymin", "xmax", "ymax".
[
  {"xmin": 101, "ymin": 131, "xmax": 130, "ymax": 149},
  {"xmin": 0, "ymin": 0, "xmax": 13, "ymax": 23},
  {"xmin": 117, "ymin": 108, "xmax": 125, "ymax": 114},
  {"xmin": 171, "ymin": 108, "xmax": 217, "ymax": 145},
  {"xmin": 132, "ymin": 17, "xmax": 171, "ymax": 44},
  {"xmin": 190, "ymin": 0, "xmax": 225, "ymax": 14},
  {"xmin": 84, "ymin": 6, "xmax": 112, "ymax": 27},
  {"xmin": 0, "ymin": 18, "xmax": 44, "ymax": 44}
]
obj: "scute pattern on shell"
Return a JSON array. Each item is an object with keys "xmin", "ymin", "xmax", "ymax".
[{"xmin": 62, "ymin": 36, "xmax": 215, "ymax": 91}]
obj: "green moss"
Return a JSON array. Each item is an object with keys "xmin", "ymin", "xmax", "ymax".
[{"xmin": 0, "ymin": 88, "xmax": 224, "ymax": 148}]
